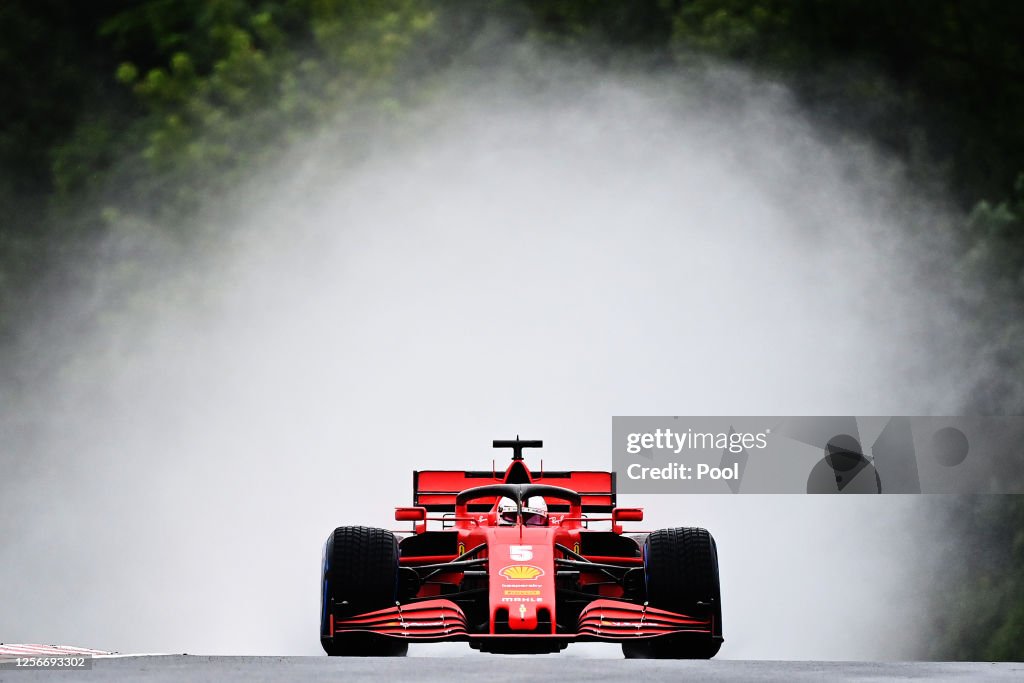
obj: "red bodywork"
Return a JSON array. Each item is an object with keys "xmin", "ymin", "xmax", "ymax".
[{"xmin": 329, "ymin": 454, "xmax": 715, "ymax": 653}]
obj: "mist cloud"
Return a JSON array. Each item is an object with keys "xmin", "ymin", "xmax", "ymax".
[{"xmin": 0, "ymin": 59, "xmax": 972, "ymax": 658}]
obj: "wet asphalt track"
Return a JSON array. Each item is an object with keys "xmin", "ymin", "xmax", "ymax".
[{"xmin": 2, "ymin": 657, "xmax": 1021, "ymax": 682}]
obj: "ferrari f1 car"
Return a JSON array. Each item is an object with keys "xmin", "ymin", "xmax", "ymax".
[{"xmin": 320, "ymin": 439, "xmax": 723, "ymax": 658}]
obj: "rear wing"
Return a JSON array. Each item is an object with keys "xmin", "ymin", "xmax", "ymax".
[{"xmin": 413, "ymin": 470, "xmax": 616, "ymax": 513}]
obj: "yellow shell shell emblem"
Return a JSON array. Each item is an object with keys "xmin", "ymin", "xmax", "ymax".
[{"xmin": 499, "ymin": 564, "xmax": 544, "ymax": 580}]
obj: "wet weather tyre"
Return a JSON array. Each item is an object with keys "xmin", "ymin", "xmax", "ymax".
[
  {"xmin": 623, "ymin": 527, "xmax": 723, "ymax": 659},
  {"xmin": 321, "ymin": 526, "xmax": 407, "ymax": 657}
]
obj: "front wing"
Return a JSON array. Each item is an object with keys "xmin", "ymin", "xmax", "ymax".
[{"xmin": 329, "ymin": 598, "xmax": 713, "ymax": 642}]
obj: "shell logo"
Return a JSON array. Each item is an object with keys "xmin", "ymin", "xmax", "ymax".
[{"xmin": 499, "ymin": 564, "xmax": 544, "ymax": 580}]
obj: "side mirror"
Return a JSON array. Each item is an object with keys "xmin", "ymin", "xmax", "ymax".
[
  {"xmin": 395, "ymin": 507, "xmax": 427, "ymax": 522},
  {"xmin": 612, "ymin": 507, "xmax": 643, "ymax": 523}
]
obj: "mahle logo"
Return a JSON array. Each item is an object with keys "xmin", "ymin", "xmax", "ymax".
[{"xmin": 499, "ymin": 564, "xmax": 544, "ymax": 580}]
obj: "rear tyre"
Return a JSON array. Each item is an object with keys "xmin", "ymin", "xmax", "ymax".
[
  {"xmin": 622, "ymin": 527, "xmax": 723, "ymax": 659},
  {"xmin": 320, "ymin": 526, "xmax": 408, "ymax": 657}
]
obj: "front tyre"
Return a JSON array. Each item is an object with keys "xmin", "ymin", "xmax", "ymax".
[
  {"xmin": 320, "ymin": 526, "xmax": 408, "ymax": 657},
  {"xmin": 623, "ymin": 527, "xmax": 723, "ymax": 659}
]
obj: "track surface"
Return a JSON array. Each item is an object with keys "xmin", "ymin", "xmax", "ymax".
[{"xmin": 2, "ymin": 657, "xmax": 1020, "ymax": 682}]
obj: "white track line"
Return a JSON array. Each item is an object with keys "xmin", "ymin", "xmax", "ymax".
[{"xmin": 0, "ymin": 644, "xmax": 115, "ymax": 658}]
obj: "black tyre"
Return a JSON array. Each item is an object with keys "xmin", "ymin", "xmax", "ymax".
[
  {"xmin": 320, "ymin": 526, "xmax": 408, "ymax": 657},
  {"xmin": 623, "ymin": 527, "xmax": 723, "ymax": 659}
]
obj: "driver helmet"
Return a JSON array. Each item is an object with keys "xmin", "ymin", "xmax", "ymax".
[
  {"xmin": 497, "ymin": 497, "xmax": 518, "ymax": 525},
  {"xmin": 496, "ymin": 496, "xmax": 549, "ymax": 526},
  {"xmin": 521, "ymin": 496, "xmax": 548, "ymax": 526}
]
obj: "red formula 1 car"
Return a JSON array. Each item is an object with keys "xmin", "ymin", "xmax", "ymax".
[{"xmin": 320, "ymin": 439, "xmax": 723, "ymax": 658}]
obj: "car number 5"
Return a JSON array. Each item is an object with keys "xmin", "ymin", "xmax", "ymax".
[{"xmin": 510, "ymin": 545, "xmax": 533, "ymax": 561}]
